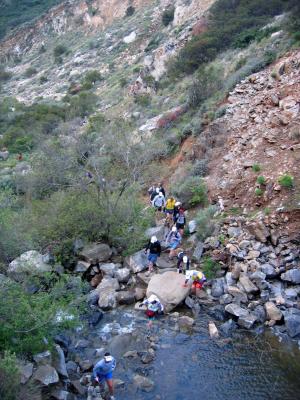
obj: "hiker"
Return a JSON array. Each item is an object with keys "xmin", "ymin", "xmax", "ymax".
[
  {"xmin": 145, "ymin": 236, "xmax": 161, "ymax": 274},
  {"xmin": 164, "ymin": 196, "xmax": 176, "ymax": 226},
  {"xmin": 139, "ymin": 294, "xmax": 164, "ymax": 319},
  {"xmin": 166, "ymin": 226, "xmax": 182, "ymax": 259},
  {"xmin": 177, "ymin": 251, "xmax": 190, "ymax": 274},
  {"xmin": 158, "ymin": 182, "xmax": 166, "ymax": 197},
  {"xmin": 150, "ymin": 187, "xmax": 159, "ymax": 202},
  {"xmin": 152, "ymin": 191, "xmax": 166, "ymax": 212},
  {"xmin": 173, "ymin": 201, "xmax": 182, "ymax": 223},
  {"xmin": 174, "ymin": 208, "xmax": 186, "ymax": 236},
  {"xmin": 183, "ymin": 270, "xmax": 206, "ymax": 292},
  {"xmin": 148, "ymin": 185, "xmax": 156, "ymax": 200},
  {"xmin": 92, "ymin": 352, "xmax": 116, "ymax": 400}
]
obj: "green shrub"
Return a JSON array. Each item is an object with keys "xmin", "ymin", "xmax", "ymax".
[
  {"xmin": 0, "ymin": 351, "xmax": 20, "ymax": 400},
  {"xmin": 257, "ymin": 175, "xmax": 266, "ymax": 185},
  {"xmin": 252, "ymin": 163, "xmax": 261, "ymax": 172},
  {"xmin": 53, "ymin": 44, "xmax": 68, "ymax": 58},
  {"xmin": 24, "ymin": 67, "xmax": 37, "ymax": 78},
  {"xmin": 255, "ymin": 188, "xmax": 263, "ymax": 196},
  {"xmin": 145, "ymin": 33, "xmax": 164, "ymax": 52},
  {"xmin": 278, "ymin": 174, "xmax": 294, "ymax": 188},
  {"xmin": 134, "ymin": 94, "xmax": 151, "ymax": 107},
  {"xmin": 201, "ymin": 256, "xmax": 221, "ymax": 279},
  {"xmin": 195, "ymin": 205, "xmax": 217, "ymax": 240},
  {"xmin": 119, "ymin": 77, "xmax": 128, "ymax": 87},
  {"xmin": 171, "ymin": 176, "xmax": 208, "ymax": 207},
  {"xmin": 162, "ymin": 6, "xmax": 175, "ymax": 26},
  {"xmin": 191, "ymin": 159, "xmax": 209, "ymax": 177},
  {"xmin": 81, "ymin": 70, "xmax": 103, "ymax": 89}
]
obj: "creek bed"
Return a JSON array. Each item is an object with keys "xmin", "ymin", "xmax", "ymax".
[{"xmin": 72, "ymin": 307, "xmax": 300, "ymax": 400}]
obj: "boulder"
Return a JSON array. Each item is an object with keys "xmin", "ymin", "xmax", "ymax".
[
  {"xmin": 79, "ymin": 243, "xmax": 112, "ymax": 263},
  {"xmin": 239, "ymin": 275, "xmax": 258, "ymax": 294},
  {"xmin": 219, "ymin": 294, "xmax": 233, "ymax": 305},
  {"xmin": 188, "ymin": 220, "xmax": 197, "ymax": 234},
  {"xmin": 116, "ymin": 291, "xmax": 135, "ymax": 305},
  {"xmin": 133, "ymin": 374, "xmax": 154, "ymax": 392},
  {"xmin": 145, "ymin": 225, "xmax": 166, "ymax": 242},
  {"xmin": 219, "ymin": 319, "xmax": 237, "ymax": 336},
  {"xmin": 231, "ymin": 264, "xmax": 241, "ymax": 279},
  {"xmin": 52, "ymin": 345, "xmax": 68, "ymax": 378},
  {"xmin": 50, "ymin": 390, "xmax": 74, "ymax": 400},
  {"xmin": 146, "ymin": 271, "xmax": 190, "ymax": 312},
  {"xmin": 281, "ymin": 269, "xmax": 300, "ymax": 284},
  {"xmin": 238, "ymin": 313, "xmax": 257, "ymax": 329},
  {"xmin": 156, "ymin": 256, "xmax": 176, "ymax": 270},
  {"xmin": 20, "ymin": 362, "xmax": 33, "ymax": 384},
  {"xmin": 225, "ymin": 303, "xmax": 249, "ymax": 318},
  {"xmin": 33, "ymin": 351, "xmax": 52, "ymax": 365},
  {"xmin": 284, "ymin": 310, "xmax": 300, "ymax": 338},
  {"xmin": 124, "ymin": 250, "xmax": 148, "ymax": 273},
  {"xmin": 178, "ymin": 316, "xmax": 195, "ymax": 329},
  {"xmin": 134, "ymin": 287, "xmax": 146, "ymax": 301},
  {"xmin": 100, "ymin": 263, "xmax": 117, "ymax": 277},
  {"xmin": 208, "ymin": 321, "xmax": 219, "ymax": 338},
  {"xmin": 226, "ymin": 286, "xmax": 248, "ymax": 303},
  {"xmin": 98, "ymin": 289, "xmax": 117, "ymax": 310},
  {"xmin": 33, "ymin": 365, "xmax": 59, "ymax": 386},
  {"xmin": 247, "ymin": 221, "xmax": 270, "ymax": 242},
  {"xmin": 115, "ymin": 267, "xmax": 131, "ymax": 283},
  {"xmin": 96, "ymin": 276, "xmax": 119, "ymax": 292},
  {"xmin": 123, "ymin": 31, "xmax": 137, "ymax": 44},
  {"xmin": 261, "ymin": 264, "xmax": 277, "ymax": 278},
  {"xmin": 228, "ymin": 227, "xmax": 242, "ymax": 237},
  {"xmin": 192, "ymin": 242, "xmax": 204, "ymax": 261},
  {"xmin": 88, "ymin": 310, "xmax": 103, "ymax": 327},
  {"xmin": 8, "ymin": 251, "xmax": 52, "ymax": 282},
  {"xmin": 211, "ymin": 278, "xmax": 224, "ymax": 297},
  {"xmin": 141, "ymin": 350, "xmax": 155, "ymax": 364},
  {"xmin": 252, "ymin": 305, "xmax": 266, "ymax": 324},
  {"xmin": 264, "ymin": 301, "xmax": 282, "ymax": 321},
  {"xmin": 74, "ymin": 261, "xmax": 90, "ymax": 273}
]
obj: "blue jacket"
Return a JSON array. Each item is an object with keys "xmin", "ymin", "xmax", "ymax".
[{"xmin": 92, "ymin": 357, "xmax": 116, "ymax": 378}]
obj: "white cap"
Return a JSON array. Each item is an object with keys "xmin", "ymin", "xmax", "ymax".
[
  {"xmin": 151, "ymin": 236, "xmax": 157, "ymax": 243},
  {"xmin": 158, "ymin": 192, "xmax": 163, "ymax": 196},
  {"xmin": 175, "ymin": 201, "xmax": 181, "ymax": 206},
  {"xmin": 156, "ymin": 187, "xmax": 159, "ymax": 193},
  {"xmin": 183, "ymin": 256, "xmax": 188, "ymax": 263},
  {"xmin": 104, "ymin": 355, "xmax": 113, "ymax": 362},
  {"xmin": 148, "ymin": 294, "xmax": 160, "ymax": 303},
  {"xmin": 171, "ymin": 226, "xmax": 177, "ymax": 232}
]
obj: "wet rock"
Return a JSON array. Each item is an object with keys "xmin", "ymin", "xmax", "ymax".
[
  {"xmin": 116, "ymin": 291, "xmax": 135, "ymax": 305},
  {"xmin": 133, "ymin": 374, "xmax": 154, "ymax": 392},
  {"xmin": 20, "ymin": 362, "xmax": 33, "ymax": 384},
  {"xmin": 178, "ymin": 316, "xmax": 195, "ymax": 328},
  {"xmin": 238, "ymin": 313, "xmax": 257, "ymax": 329},
  {"xmin": 146, "ymin": 271, "xmax": 190, "ymax": 312},
  {"xmin": 8, "ymin": 250, "xmax": 53, "ymax": 282},
  {"xmin": 211, "ymin": 278, "xmax": 225, "ymax": 297},
  {"xmin": 141, "ymin": 349, "xmax": 155, "ymax": 364},
  {"xmin": 88, "ymin": 310, "xmax": 103, "ymax": 326},
  {"xmin": 281, "ymin": 269, "xmax": 300, "ymax": 284},
  {"xmin": 252, "ymin": 305, "xmax": 266, "ymax": 324},
  {"xmin": 219, "ymin": 319, "xmax": 237, "ymax": 336},
  {"xmin": 33, "ymin": 365, "xmax": 59, "ymax": 386},
  {"xmin": 33, "ymin": 351, "xmax": 52, "ymax": 365},
  {"xmin": 52, "ymin": 344, "xmax": 68, "ymax": 378},
  {"xmin": 79, "ymin": 243, "xmax": 112, "ymax": 263},
  {"xmin": 225, "ymin": 303, "xmax": 249, "ymax": 318},
  {"xmin": 284, "ymin": 310, "xmax": 300, "ymax": 338},
  {"xmin": 123, "ymin": 350, "xmax": 138, "ymax": 358},
  {"xmin": 124, "ymin": 250, "xmax": 148, "ymax": 273},
  {"xmin": 208, "ymin": 321, "xmax": 219, "ymax": 338},
  {"xmin": 115, "ymin": 267, "xmax": 131, "ymax": 283},
  {"xmin": 185, "ymin": 296, "xmax": 195, "ymax": 309},
  {"xmin": 239, "ymin": 275, "xmax": 258, "ymax": 294},
  {"xmin": 264, "ymin": 301, "xmax": 283, "ymax": 321},
  {"xmin": 192, "ymin": 242, "xmax": 204, "ymax": 261},
  {"xmin": 207, "ymin": 305, "xmax": 226, "ymax": 321}
]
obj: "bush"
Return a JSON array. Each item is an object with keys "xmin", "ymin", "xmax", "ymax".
[
  {"xmin": 119, "ymin": 77, "xmax": 128, "ymax": 87},
  {"xmin": 171, "ymin": 176, "xmax": 208, "ymax": 207},
  {"xmin": 134, "ymin": 94, "xmax": 151, "ymax": 107},
  {"xmin": 125, "ymin": 6, "xmax": 135, "ymax": 17},
  {"xmin": 257, "ymin": 175, "xmax": 266, "ymax": 185},
  {"xmin": 195, "ymin": 205, "xmax": 217, "ymax": 240},
  {"xmin": 278, "ymin": 174, "xmax": 294, "ymax": 188},
  {"xmin": 162, "ymin": 6, "xmax": 175, "ymax": 26},
  {"xmin": 201, "ymin": 256, "xmax": 220, "ymax": 279},
  {"xmin": 255, "ymin": 188, "xmax": 263, "ymax": 196},
  {"xmin": 252, "ymin": 163, "xmax": 261, "ymax": 172},
  {"xmin": 0, "ymin": 351, "xmax": 20, "ymax": 400},
  {"xmin": 81, "ymin": 70, "xmax": 103, "ymax": 89},
  {"xmin": 24, "ymin": 67, "xmax": 37, "ymax": 78},
  {"xmin": 53, "ymin": 44, "xmax": 68, "ymax": 58},
  {"xmin": 191, "ymin": 159, "xmax": 209, "ymax": 177}
]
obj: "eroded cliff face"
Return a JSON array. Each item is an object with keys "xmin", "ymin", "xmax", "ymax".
[{"xmin": 0, "ymin": 0, "xmax": 152, "ymax": 61}]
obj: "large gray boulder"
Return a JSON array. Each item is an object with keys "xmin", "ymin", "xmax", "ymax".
[
  {"xmin": 96, "ymin": 277, "xmax": 119, "ymax": 310},
  {"xmin": 225, "ymin": 303, "xmax": 249, "ymax": 318},
  {"xmin": 239, "ymin": 275, "xmax": 258, "ymax": 294},
  {"xmin": 284, "ymin": 310, "xmax": 300, "ymax": 338},
  {"xmin": 281, "ymin": 269, "xmax": 300, "ymax": 284},
  {"xmin": 211, "ymin": 278, "xmax": 225, "ymax": 297},
  {"xmin": 100, "ymin": 263, "xmax": 117, "ymax": 277},
  {"xmin": 115, "ymin": 267, "xmax": 131, "ymax": 283},
  {"xmin": 33, "ymin": 365, "xmax": 59, "ymax": 386},
  {"xmin": 79, "ymin": 243, "xmax": 112, "ymax": 263},
  {"xmin": 52, "ymin": 345, "xmax": 68, "ymax": 378},
  {"xmin": 192, "ymin": 242, "xmax": 204, "ymax": 261},
  {"xmin": 264, "ymin": 301, "xmax": 282, "ymax": 321},
  {"xmin": 124, "ymin": 250, "xmax": 148, "ymax": 273},
  {"xmin": 237, "ymin": 313, "xmax": 257, "ymax": 329},
  {"xmin": 146, "ymin": 271, "xmax": 190, "ymax": 312},
  {"xmin": 8, "ymin": 251, "xmax": 52, "ymax": 282},
  {"xmin": 19, "ymin": 362, "xmax": 33, "ymax": 384},
  {"xmin": 145, "ymin": 225, "xmax": 166, "ymax": 242},
  {"xmin": 133, "ymin": 374, "xmax": 154, "ymax": 392},
  {"xmin": 260, "ymin": 264, "xmax": 277, "ymax": 279}
]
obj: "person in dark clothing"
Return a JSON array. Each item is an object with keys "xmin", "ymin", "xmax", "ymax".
[
  {"xmin": 158, "ymin": 182, "xmax": 166, "ymax": 198},
  {"xmin": 173, "ymin": 201, "xmax": 182, "ymax": 223},
  {"xmin": 174, "ymin": 208, "xmax": 186, "ymax": 236},
  {"xmin": 150, "ymin": 187, "xmax": 159, "ymax": 202},
  {"xmin": 177, "ymin": 251, "xmax": 190, "ymax": 274},
  {"xmin": 145, "ymin": 236, "xmax": 161, "ymax": 274}
]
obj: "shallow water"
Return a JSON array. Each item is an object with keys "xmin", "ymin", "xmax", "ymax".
[{"xmin": 94, "ymin": 308, "xmax": 300, "ymax": 400}]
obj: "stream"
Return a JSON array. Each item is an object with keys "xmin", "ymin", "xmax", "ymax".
[{"xmin": 69, "ymin": 306, "xmax": 300, "ymax": 400}]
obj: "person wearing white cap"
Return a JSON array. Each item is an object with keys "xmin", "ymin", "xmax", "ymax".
[
  {"xmin": 92, "ymin": 352, "xmax": 116, "ymax": 399},
  {"xmin": 183, "ymin": 270, "xmax": 206, "ymax": 292},
  {"xmin": 152, "ymin": 191, "xmax": 166, "ymax": 212},
  {"xmin": 139, "ymin": 294, "xmax": 164, "ymax": 319},
  {"xmin": 165, "ymin": 226, "xmax": 182, "ymax": 259},
  {"xmin": 177, "ymin": 251, "xmax": 190, "ymax": 274},
  {"xmin": 145, "ymin": 236, "xmax": 161, "ymax": 274}
]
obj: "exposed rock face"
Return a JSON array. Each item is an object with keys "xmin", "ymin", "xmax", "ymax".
[
  {"xmin": 146, "ymin": 271, "xmax": 190, "ymax": 312},
  {"xmin": 33, "ymin": 365, "xmax": 59, "ymax": 386},
  {"xmin": 124, "ymin": 250, "xmax": 149, "ymax": 273},
  {"xmin": 8, "ymin": 250, "xmax": 52, "ymax": 282},
  {"xmin": 79, "ymin": 243, "xmax": 112, "ymax": 263}
]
